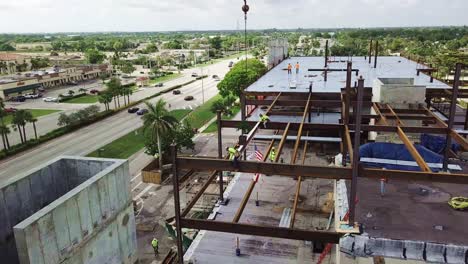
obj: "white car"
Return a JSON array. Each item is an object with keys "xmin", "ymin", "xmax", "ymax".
[
  {"xmin": 24, "ymin": 94, "xmax": 39, "ymax": 99},
  {"xmin": 43, "ymin": 97, "xmax": 58, "ymax": 102}
]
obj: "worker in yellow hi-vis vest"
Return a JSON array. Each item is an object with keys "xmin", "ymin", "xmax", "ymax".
[
  {"xmin": 269, "ymin": 147, "xmax": 276, "ymax": 162},
  {"xmin": 151, "ymin": 238, "xmax": 159, "ymax": 256},
  {"xmin": 259, "ymin": 113, "xmax": 270, "ymax": 128},
  {"xmin": 226, "ymin": 146, "xmax": 240, "ymax": 167}
]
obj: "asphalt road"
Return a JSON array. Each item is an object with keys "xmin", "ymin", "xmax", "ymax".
[{"xmin": 0, "ymin": 58, "xmax": 236, "ymax": 183}]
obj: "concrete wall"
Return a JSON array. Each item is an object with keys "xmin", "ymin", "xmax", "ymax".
[{"xmin": 0, "ymin": 156, "xmax": 137, "ymax": 264}]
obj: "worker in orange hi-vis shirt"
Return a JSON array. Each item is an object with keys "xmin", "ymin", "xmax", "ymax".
[
  {"xmin": 287, "ymin": 63, "xmax": 292, "ymax": 74},
  {"xmin": 295, "ymin": 62, "xmax": 300, "ymax": 74}
]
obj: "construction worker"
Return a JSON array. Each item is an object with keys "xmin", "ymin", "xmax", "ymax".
[
  {"xmin": 151, "ymin": 238, "xmax": 159, "ymax": 256},
  {"xmin": 295, "ymin": 62, "xmax": 300, "ymax": 74},
  {"xmin": 259, "ymin": 113, "xmax": 269, "ymax": 128},
  {"xmin": 226, "ymin": 146, "xmax": 240, "ymax": 167},
  {"xmin": 269, "ymin": 147, "xmax": 276, "ymax": 162},
  {"xmin": 287, "ymin": 63, "xmax": 292, "ymax": 74}
]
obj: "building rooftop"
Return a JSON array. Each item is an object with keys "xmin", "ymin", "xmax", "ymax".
[{"xmin": 246, "ymin": 56, "xmax": 450, "ymax": 93}]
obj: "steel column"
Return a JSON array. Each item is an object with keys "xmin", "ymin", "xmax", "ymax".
[
  {"xmin": 324, "ymin": 40, "xmax": 329, "ymax": 67},
  {"xmin": 171, "ymin": 145, "xmax": 184, "ymax": 264},
  {"xmin": 374, "ymin": 40, "xmax": 378, "ymax": 68},
  {"xmin": 349, "ymin": 76, "xmax": 364, "ymax": 224},
  {"xmin": 368, "ymin": 40, "xmax": 373, "ymax": 64},
  {"xmin": 443, "ymin": 63, "xmax": 462, "ymax": 171},
  {"xmin": 217, "ymin": 110, "xmax": 224, "ymax": 202},
  {"xmin": 344, "ymin": 61, "xmax": 352, "ymax": 125}
]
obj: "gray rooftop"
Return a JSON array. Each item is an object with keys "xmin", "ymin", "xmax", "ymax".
[{"xmin": 246, "ymin": 56, "xmax": 450, "ymax": 93}]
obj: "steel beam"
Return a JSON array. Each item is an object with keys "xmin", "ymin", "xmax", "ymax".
[
  {"xmin": 180, "ymin": 218, "xmax": 342, "ymax": 243},
  {"xmin": 397, "ymin": 127, "xmax": 431, "ymax": 172},
  {"xmin": 181, "ymin": 170, "xmax": 218, "ymax": 217},
  {"xmin": 291, "ymin": 94, "xmax": 311, "ymax": 163},
  {"xmin": 344, "ymin": 125, "xmax": 353, "ymax": 164},
  {"xmin": 374, "ymin": 40, "xmax": 378, "ymax": 68},
  {"xmin": 344, "ymin": 62, "xmax": 352, "ymax": 124},
  {"xmin": 232, "ymin": 137, "xmax": 275, "ymax": 223},
  {"xmin": 443, "ymin": 63, "xmax": 462, "ymax": 171},
  {"xmin": 425, "ymin": 107, "xmax": 468, "ymax": 150},
  {"xmin": 290, "ymin": 133, "xmax": 309, "ymax": 229},
  {"xmin": 368, "ymin": 39, "xmax": 373, "ymax": 64},
  {"xmin": 176, "ymin": 157, "xmax": 468, "ymax": 184},
  {"xmin": 217, "ymin": 110, "xmax": 224, "ymax": 202},
  {"xmin": 385, "ymin": 104, "xmax": 405, "ymax": 126},
  {"xmin": 349, "ymin": 77, "xmax": 364, "ymax": 223},
  {"xmin": 245, "ymin": 99, "xmax": 373, "ymax": 108},
  {"xmin": 171, "ymin": 145, "xmax": 184, "ymax": 264}
]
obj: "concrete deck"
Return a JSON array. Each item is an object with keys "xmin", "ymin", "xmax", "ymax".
[{"xmin": 246, "ymin": 56, "xmax": 450, "ymax": 93}]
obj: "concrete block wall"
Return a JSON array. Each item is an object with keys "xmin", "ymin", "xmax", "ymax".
[{"xmin": 0, "ymin": 156, "xmax": 137, "ymax": 264}]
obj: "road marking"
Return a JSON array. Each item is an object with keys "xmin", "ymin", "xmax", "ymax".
[
  {"xmin": 134, "ymin": 185, "xmax": 153, "ymax": 201},
  {"xmin": 131, "ymin": 172, "xmax": 141, "ymax": 182},
  {"xmin": 131, "ymin": 181, "xmax": 143, "ymax": 192}
]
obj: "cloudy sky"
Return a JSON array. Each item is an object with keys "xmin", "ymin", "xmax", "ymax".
[{"xmin": 0, "ymin": 0, "xmax": 466, "ymax": 33}]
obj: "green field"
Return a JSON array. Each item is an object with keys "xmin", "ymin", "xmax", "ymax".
[
  {"xmin": 86, "ymin": 109, "xmax": 191, "ymax": 159},
  {"xmin": 185, "ymin": 95, "xmax": 222, "ymax": 129},
  {"xmin": 203, "ymin": 105, "xmax": 240, "ymax": 133},
  {"xmin": 3, "ymin": 109, "xmax": 61, "ymax": 125},
  {"xmin": 63, "ymin": 95, "xmax": 99, "ymax": 104},
  {"xmin": 149, "ymin": 73, "xmax": 182, "ymax": 85}
]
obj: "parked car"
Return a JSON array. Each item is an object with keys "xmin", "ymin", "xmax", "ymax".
[
  {"xmin": 212, "ymin": 75, "xmax": 220, "ymax": 81},
  {"xmin": 90, "ymin": 89, "xmax": 100, "ymax": 94},
  {"xmin": 136, "ymin": 109, "xmax": 148, "ymax": 115},
  {"xmin": 69, "ymin": 81, "xmax": 78, "ymax": 85},
  {"xmin": 191, "ymin": 72, "xmax": 198, "ymax": 77},
  {"xmin": 172, "ymin": 90, "xmax": 181, "ymax": 95},
  {"xmin": 154, "ymin": 83, "xmax": 164, "ymax": 87},
  {"xmin": 38, "ymin": 87, "xmax": 45, "ymax": 93},
  {"xmin": 128, "ymin": 107, "xmax": 139, "ymax": 113},
  {"xmin": 16, "ymin": 96, "xmax": 26, "ymax": 102},
  {"xmin": 24, "ymin": 93, "xmax": 40, "ymax": 99},
  {"xmin": 184, "ymin": 95, "xmax": 194, "ymax": 101},
  {"xmin": 4, "ymin": 107, "xmax": 17, "ymax": 113},
  {"xmin": 43, "ymin": 97, "xmax": 58, "ymax": 102},
  {"xmin": 228, "ymin": 61, "xmax": 234, "ymax": 67}
]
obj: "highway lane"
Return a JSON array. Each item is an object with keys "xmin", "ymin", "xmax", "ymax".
[
  {"xmin": 0, "ymin": 58, "xmax": 233, "ymax": 182},
  {"xmin": 1, "ymin": 58, "xmax": 232, "ymax": 150}
]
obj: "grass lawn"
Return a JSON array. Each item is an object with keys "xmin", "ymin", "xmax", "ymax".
[
  {"xmin": 3, "ymin": 109, "xmax": 61, "ymax": 125},
  {"xmin": 203, "ymin": 105, "xmax": 240, "ymax": 133},
  {"xmin": 185, "ymin": 94, "xmax": 222, "ymax": 129},
  {"xmin": 149, "ymin": 73, "xmax": 182, "ymax": 85},
  {"xmin": 86, "ymin": 109, "xmax": 191, "ymax": 159},
  {"xmin": 63, "ymin": 94, "xmax": 99, "ymax": 104}
]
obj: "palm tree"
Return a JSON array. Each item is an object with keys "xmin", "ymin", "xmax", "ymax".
[
  {"xmin": 98, "ymin": 92, "xmax": 113, "ymax": 111},
  {"xmin": 0, "ymin": 125, "xmax": 11, "ymax": 150},
  {"xmin": 142, "ymin": 99, "xmax": 178, "ymax": 171},
  {"xmin": 106, "ymin": 77, "xmax": 122, "ymax": 109},
  {"xmin": 12, "ymin": 110, "xmax": 27, "ymax": 143},
  {"xmin": 26, "ymin": 114, "xmax": 38, "ymax": 140},
  {"xmin": 78, "ymin": 88, "xmax": 87, "ymax": 94}
]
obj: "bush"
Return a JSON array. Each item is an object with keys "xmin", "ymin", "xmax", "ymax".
[{"xmin": 59, "ymin": 93, "xmax": 87, "ymax": 102}]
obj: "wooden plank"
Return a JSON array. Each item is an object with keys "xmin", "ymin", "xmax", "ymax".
[{"xmin": 344, "ymin": 125, "xmax": 353, "ymax": 164}]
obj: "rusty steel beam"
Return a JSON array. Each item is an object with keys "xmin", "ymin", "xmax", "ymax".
[
  {"xmin": 443, "ymin": 63, "xmax": 462, "ymax": 171},
  {"xmin": 181, "ymin": 170, "xmax": 218, "ymax": 217},
  {"xmin": 171, "ymin": 145, "xmax": 184, "ymax": 264},
  {"xmin": 368, "ymin": 39, "xmax": 373, "ymax": 64},
  {"xmin": 274, "ymin": 123, "xmax": 291, "ymax": 162},
  {"xmin": 344, "ymin": 61, "xmax": 352, "ymax": 124},
  {"xmin": 245, "ymin": 99, "xmax": 373, "ymax": 108},
  {"xmin": 372, "ymin": 103, "xmax": 388, "ymax": 125},
  {"xmin": 290, "ymin": 133, "xmax": 309, "ymax": 229},
  {"xmin": 397, "ymin": 127, "xmax": 432, "ymax": 172},
  {"xmin": 291, "ymin": 94, "xmax": 311, "ymax": 163},
  {"xmin": 385, "ymin": 104, "xmax": 405, "ymax": 126},
  {"xmin": 232, "ymin": 136, "xmax": 276, "ymax": 223},
  {"xmin": 180, "ymin": 218, "xmax": 342, "ymax": 243},
  {"xmin": 425, "ymin": 107, "xmax": 468, "ymax": 150},
  {"xmin": 349, "ymin": 77, "xmax": 364, "ymax": 223},
  {"xmin": 176, "ymin": 157, "xmax": 468, "ymax": 184}
]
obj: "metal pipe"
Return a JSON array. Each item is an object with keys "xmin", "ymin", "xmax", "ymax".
[
  {"xmin": 308, "ymin": 83, "xmax": 312, "ymax": 122},
  {"xmin": 443, "ymin": 63, "xmax": 462, "ymax": 171},
  {"xmin": 324, "ymin": 40, "xmax": 329, "ymax": 67},
  {"xmin": 374, "ymin": 40, "xmax": 378, "ymax": 68},
  {"xmin": 368, "ymin": 40, "xmax": 373, "ymax": 64},
  {"xmin": 171, "ymin": 145, "xmax": 184, "ymax": 264},
  {"xmin": 217, "ymin": 111, "xmax": 224, "ymax": 202},
  {"xmin": 345, "ymin": 61, "xmax": 352, "ymax": 125},
  {"xmin": 349, "ymin": 76, "xmax": 364, "ymax": 224}
]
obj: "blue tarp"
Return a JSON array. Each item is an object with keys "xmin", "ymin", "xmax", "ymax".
[
  {"xmin": 359, "ymin": 142, "xmax": 443, "ymax": 171},
  {"xmin": 420, "ymin": 133, "xmax": 460, "ymax": 154}
]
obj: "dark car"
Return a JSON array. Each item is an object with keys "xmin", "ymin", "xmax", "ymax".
[
  {"xmin": 228, "ymin": 61, "xmax": 234, "ymax": 67},
  {"xmin": 136, "ymin": 109, "xmax": 148, "ymax": 115},
  {"xmin": 172, "ymin": 90, "xmax": 181, "ymax": 95},
  {"xmin": 38, "ymin": 87, "xmax": 45, "ymax": 93},
  {"xmin": 128, "ymin": 107, "xmax": 139, "ymax": 113},
  {"xmin": 16, "ymin": 96, "xmax": 26, "ymax": 102},
  {"xmin": 90, "ymin": 89, "xmax": 100, "ymax": 94},
  {"xmin": 184, "ymin": 95, "xmax": 194, "ymax": 101},
  {"xmin": 154, "ymin": 83, "xmax": 163, "ymax": 87}
]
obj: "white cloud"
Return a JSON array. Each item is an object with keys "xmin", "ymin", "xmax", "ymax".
[{"xmin": 0, "ymin": 0, "xmax": 466, "ymax": 33}]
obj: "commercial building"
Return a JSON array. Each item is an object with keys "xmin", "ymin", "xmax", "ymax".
[
  {"xmin": 167, "ymin": 41, "xmax": 468, "ymax": 264},
  {"xmin": 0, "ymin": 53, "xmax": 32, "ymax": 75},
  {"xmin": 0, "ymin": 156, "xmax": 137, "ymax": 264},
  {"xmin": 0, "ymin": 64, "xmax": 112, "ymax": 99}
]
